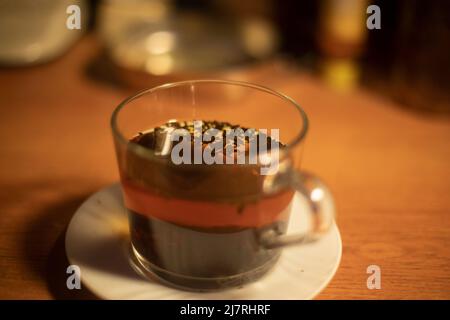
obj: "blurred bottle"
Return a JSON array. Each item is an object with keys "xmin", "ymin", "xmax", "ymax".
[
  {"xmin": 0, "ymin": 0, "xmax": 87, "ymax": 66},
  {"xmin": 390, "ymin": 1, "xmax": 449, "ymax": 113},
  {"xmin": 317, "ymin": 0, "xmax": 369, "ymax": 91},
  {"xmin": 363, "ymin": 0, "xmax": 450, "ymax": 114}
]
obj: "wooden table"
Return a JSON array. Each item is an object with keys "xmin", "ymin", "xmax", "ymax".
[{"xmin": 0, "ymin": 36, "xmax": 449, "ymax": 300}]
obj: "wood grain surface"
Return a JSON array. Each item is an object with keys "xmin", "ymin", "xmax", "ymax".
[{"xmin": 0, "ymin": 36, "xmax": 449, "ymax": 299}]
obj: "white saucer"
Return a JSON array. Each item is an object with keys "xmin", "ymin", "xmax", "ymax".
[{"xmin": 65, "ymin": 183, "xmax": 341, "ymax": 300}]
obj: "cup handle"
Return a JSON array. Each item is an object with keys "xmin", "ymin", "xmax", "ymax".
[{"xmin": 261, "ymin": 171, "xmax": 336, "ymax": 249}]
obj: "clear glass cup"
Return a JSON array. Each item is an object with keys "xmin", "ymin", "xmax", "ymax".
[{"xmin": 111, "ymin": 80, "xmax": 336, "ymax": 291}]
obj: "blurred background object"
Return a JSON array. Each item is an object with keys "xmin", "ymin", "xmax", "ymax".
[
  {"xmin": 279, "ymin": 0, "xmax": 450, "ymax": 113},
  {"xmin": 363, "ymin": 0, "xmax": 450, "ymax": 114},
  {"xmin": 0, "ymin": 0, "xmax": 87, "ymax": 66},
  {"xmin": 0, "ymin": 0, "xmax": 448, "ymax": 113},
  {"xmin": 317, "ymin": 0, "xmax": 369, "ymax": 91},
  {"xmin": 96, "ymin": 0, "xmax": 280, "ymax": 87}
]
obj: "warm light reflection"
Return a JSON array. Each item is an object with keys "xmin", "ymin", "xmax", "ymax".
[
  {"xmin": 311, "ymin": 188, "xmax": 324, "ymax": 202},
  {"xmin": 145, "ymin": 31, "xmax": 176, "ymax": 55},
  {"xmin": 144, "ymin": 53, "xmax": 174, "ymax": 75},
  {"xmin": 241, "ymin": 19, "xmax": 277, "ymax": 58},
  {"xmin": 259, "ymin": 153, "xmax": 272, "ymax": 166}
]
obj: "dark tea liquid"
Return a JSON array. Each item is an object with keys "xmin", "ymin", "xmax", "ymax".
[{"xmin": 122, "ymin": 120, "xmax": 293, "ymax": 289}]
